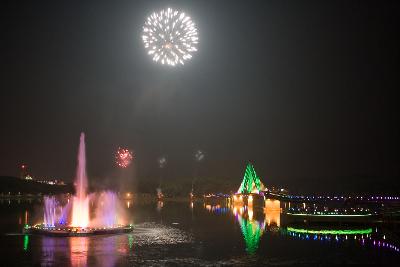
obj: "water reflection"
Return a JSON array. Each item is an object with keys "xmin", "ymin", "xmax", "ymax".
[
  {"xmin": 2, "ymin": 196, "xmax": 398, "ymax": 267},
  {"xmin": 206, "ymin": 198, "xmax": 400, "ymax": 255},
  {"xmin": 69, "ymin": 237, "xmax": 88, "ymax": 267},
  {"xmin": 264, "ymin": 199, "xmax": 280, "ymax": 227},
  {"xmin": 128, "ymin": 234, "xmax": 134, "ymax": 250},
  {"xmin": 284, "ymin": 226, "xmax": 400, "ymax": 253},
  {"xmin": 236, "ymin": 206, "xmax": 264, "ymax": 254},
  {"xmin": 231, "ymin": 200, "xmax": 280, "ymax": 254},
  {"xmin": 41, "ymin": 237, "xmax": 69, "ymax": 266},
  {"xmin": 92, "ymin": 236, "xmax": 118, "ymax": 267},
  {"xmin": 37, "ymin": 235, "xmax": 130, "ymax": 267},
  {"xmin": 23, "ymin": 235, "xmax": 29, "ymax": 251}
]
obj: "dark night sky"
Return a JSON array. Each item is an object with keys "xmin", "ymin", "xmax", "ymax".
[{"xmin": 1, "ymin": 0, "xmax": 399, "ymax": 193}]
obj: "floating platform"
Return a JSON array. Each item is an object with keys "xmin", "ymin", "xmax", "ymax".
[{"xmin": 23, "ymin": 224, "xmax": 134, "ymax": 237}]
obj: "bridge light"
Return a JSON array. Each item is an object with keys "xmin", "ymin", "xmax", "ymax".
[{"xmin": 248, "ymin": 195, "xmax": 253, "ymax": 203}]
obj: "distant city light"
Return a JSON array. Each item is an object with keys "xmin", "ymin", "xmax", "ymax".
[{"xmin": 286, "ymin": 213, "xmax": 372, "ymax": 217}]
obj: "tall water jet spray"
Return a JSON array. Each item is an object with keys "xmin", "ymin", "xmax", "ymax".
[
  {"xmin": 71, "ymin": 133, "xmax": 90, "ymax": 228},
  {"xmin": 43, "ymin": 196, "xmax": 56, "ymax": 227},
  {"xmin": 25, "ymin": 133, "xmax": 133, "ymax": 236}
]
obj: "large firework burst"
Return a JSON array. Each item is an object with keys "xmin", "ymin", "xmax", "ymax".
[
  {"xmin": 115, "ymin": 147, "xmax": 133, "ymax": 168},
  {"xmin": 142, "ymin": 8, "xmax": 198, "ymax": 66}
]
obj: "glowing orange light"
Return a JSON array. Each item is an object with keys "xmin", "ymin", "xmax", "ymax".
[
  {"xmin": 264, "ymin": 199, "xmax": 281, "ymax": 227},
  {"xmin": 248, "ymin": 206, "xmax": 254, "ymax": 220}
]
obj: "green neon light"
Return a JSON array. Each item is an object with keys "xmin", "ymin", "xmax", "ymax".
[
  {"xmin": 287, "ymin": 227, "xmax": 372, "ymax": 235},
  {"xmin": 23, "ymin": 235, "xmax": 29, "ymax": 251},
  {"xmin": 285, "ymin": 213, "xmax": 372, "ymax": 217},
  {"xmin": 237, "ymin": 163, "xmax": 265, "ymax": 194},
  {"xmin": 238, "ymin": 216, "xmax": 262, "ymax": 255}
]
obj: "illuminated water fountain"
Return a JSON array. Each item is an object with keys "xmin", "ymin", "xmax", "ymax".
[
  {"xmin": 71, "ymin": 133, "xmax": 90, "ymax": 228},
  {"xmin": 25, "ymin": 133, "xmax": 132, "ymax": 236},
  {"xmin": 43, "ymin": 196, "xmax": 56, "ymax": 227}
]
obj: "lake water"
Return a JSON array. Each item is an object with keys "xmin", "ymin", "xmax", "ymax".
[{"xmin": 0, "ymin": 198, "xmax": 399, "ymax": 266}]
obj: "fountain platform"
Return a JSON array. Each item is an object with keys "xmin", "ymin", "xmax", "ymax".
[{"xmin": 23, "ymin": 224, "xmax": 134, "ymax": 237}]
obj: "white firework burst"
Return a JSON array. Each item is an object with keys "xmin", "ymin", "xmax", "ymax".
[{"xmin": 142, "ymin": 8, "xmax": 198, "ymax": 66}]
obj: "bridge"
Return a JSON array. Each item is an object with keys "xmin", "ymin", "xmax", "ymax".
[
  {"xmin": 208, "ymin": 162, "xmax": 400, "ymax": 224},
  {"xmin": 232, "ymin": 163, "xmax": 400, "ymax": 207}
]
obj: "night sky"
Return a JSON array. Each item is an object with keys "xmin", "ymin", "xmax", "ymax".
[{"xmin": 1, "ymin": 0, "xmax": 399, "ymax": 193}]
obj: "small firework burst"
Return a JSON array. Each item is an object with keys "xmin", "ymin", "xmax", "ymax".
[
  {"xmin": 195, "ymin": 150, "xmax": 205, "ymax": 162},
  {"xmin": 115, "ymin": 147, "xmax": 133, "ymax": 168},
  {"xmin": 158, "ymin": 156, "xmax": 167, "ymax": 168}
]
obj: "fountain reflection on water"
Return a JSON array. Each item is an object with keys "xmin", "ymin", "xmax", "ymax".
[
  {"xmin": 70, "ymin": 237, "xmax": 88, "ymax": 267},
  {"xmin": 38, "ymin": 234, "xmax": 126, "ymax": 267}
]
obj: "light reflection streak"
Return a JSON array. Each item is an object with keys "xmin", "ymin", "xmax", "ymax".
[
  {"xmin": 42, "ymin": 237, "xmax": 56, "ymax": 265},
  {"xmin": 23, "ymin": 235, "xmax": 29, "ymax": 251},
  {"xmin": 70, "ymin": 237, "xmax": 88, "ymax": 267},
  {"xmin": 264, "ymin": 199, "xmax": 281, "ymax": 227}
]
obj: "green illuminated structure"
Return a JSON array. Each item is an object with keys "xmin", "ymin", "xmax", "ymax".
[
  {"xmin": 287, "ymin": 227, "xmax": 372, "ymax": 235},
  {"xmin": 238, "ymin": 216, "xmax": 263, "ymax": 254},
  {"xmin": 237, "ymin": 163, "xmax": 265, "ymax": 194}
]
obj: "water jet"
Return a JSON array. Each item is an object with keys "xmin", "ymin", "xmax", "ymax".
[{"xmin": 24, "ymin": 133, "xmax": 132, "ymax": 236}]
